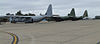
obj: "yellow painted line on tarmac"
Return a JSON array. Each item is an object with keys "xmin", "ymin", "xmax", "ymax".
[
  {"xmin": 7, "ymin": 32, "xmax": 19, "ymax": 44},
  {"xmin": 0, "ymin": 31, "xmax": 19, "ymax": 44}
]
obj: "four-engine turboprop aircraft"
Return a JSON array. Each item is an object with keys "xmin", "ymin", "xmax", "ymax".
[
  {"xmin": 60, "ymin": 8, "xmax": 88, "ymax": 21},
  {"xmin": 10, "ymin": 4, "xmax": 53, "ymax": 23}
]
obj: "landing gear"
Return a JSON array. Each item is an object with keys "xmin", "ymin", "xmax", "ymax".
[
  {"xmin": 11, "ymin": 21, "xmax": 16, "ymax": 23},
  {"xmin": 31, "ymin": 19, "xmax": 34, "ymax": 23}
]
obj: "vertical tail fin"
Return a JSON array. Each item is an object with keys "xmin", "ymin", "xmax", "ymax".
[
  {"xmin": 45, "ymin": 4, "xmax": 53, "ymax": 17},
  {"xmin": 83, "ymin": 10, "xmax": 88, "ymax": 17},
  {"xmin": 68, "ymin": 8, "xmax": 76, "ymax": 17}
]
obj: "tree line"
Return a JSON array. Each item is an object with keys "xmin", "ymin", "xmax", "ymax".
[{"xmin": 6, "ymin": 10, "xmax": 36, "ymax": 16}]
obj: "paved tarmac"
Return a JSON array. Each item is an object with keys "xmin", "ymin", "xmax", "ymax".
[{"xmin": 0, "ymin": 20, "xmax": 100, "ymax": 44}]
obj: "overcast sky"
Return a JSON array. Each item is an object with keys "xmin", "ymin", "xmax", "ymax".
[{"xmin": 0, "ymin": 0, "xmax": 100, "ymax": 18}]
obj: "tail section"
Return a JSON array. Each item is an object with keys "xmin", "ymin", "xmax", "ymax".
[
  {"xmin": 45, "ymin": 4, "xmax": 53, "ymax": 17},
  {"xmin": 83, "ymin": 10, "xmax": 88, "ymax": 17},
  {"xmin": 68, "ymin": 8, "xmax": 76, "ymax": 17}
]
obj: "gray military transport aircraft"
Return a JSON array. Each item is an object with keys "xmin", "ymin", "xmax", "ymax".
[
  {"xmin": 60, "ymin": 8, "xmax": 89, "ymax": 21},
  {"xmin": 9, "ymin": 4, "xmax": 53, "ymax": 23}
]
